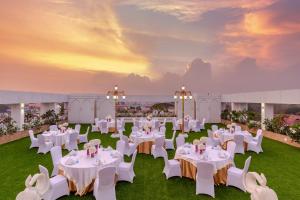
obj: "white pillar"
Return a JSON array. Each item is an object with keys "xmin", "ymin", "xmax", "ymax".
[
  {"xmin": 10, "ymin": 103, "xmax": 25, "ymax": 131},
  {"xmin": 261, "ymin": 103, "xmax": 274, "ymax": 130}
]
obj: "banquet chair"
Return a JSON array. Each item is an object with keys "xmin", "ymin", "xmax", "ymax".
[
  {"xmin": 16, "ymin": 189, "xmax": 41, "ymax": 200},
  {"xmin": 253, "ymin": 129, "xmax": 262, "ymax": 141},
  {"xmin": 192, "ymin": 120, "xmax": 201, "ymax": 132},
  {"xmin": 211, "ymin": 125, "xmax": 218, "ymax": 132},
  {"xmin": 151, "ymin": 136, "xmax": 165, "ymax": 158},
  {"xmin": 39, "ymin": 165, "xmax": 69, "ymax": 200},
  {"xmin": 162, "ymin": 149, "xmax": 181, "ymax": 179},
  {"xmin": 154, "ymin": 120, "xmax": 160, "ymax": 130},
  {"xmin": 235, "ymin": 126, "xmax": 242, "ymax": 132},
  {"xmin": 91, "ymin": 118, "xmax": 99, "ymax": 132},
  {"xmin": 79, "ymin": 126, "xmax": 90, "ymax": 143},
  {"xmin": 74, "ymin": 124, "xmax": 81, "ymax": 134},
  {"xmin": 49, "ymin": 125, "xmax": 58, "ymax": 131},
  {"xmin": 234, "ymin": 135, "xmax": 245, "ymax": 154},
  {"xmin": 117, "ymin": 119, "xmax": 125, "ymax": 132},
  {"xmin": 196, "ymin": 162, "xmax": 215, "ymax": 198},
  {"xmin": 227, "ymin": 141, "xmax": 236, "ymax": 166},
  {"xmin": 116, "ymin": 140, "xmax": 126, "ymax": 161},
  {"xmin": 65, "ymin": 132, "xmax": 79, "ymax": 151},
  {"xmin": 207, "ymin": 130, "xmax": 220, "ymax": 147},
  {"xmin": 133, "ymin": 120, "xmax": 140, "ymax": 129},
  {"xmin": 50, "ymin": 146, "xmax": 62, "ymax": 177},
  {"xmin": 200, "ymin": 118, "xmax": 206, "ymax": 130},
  {"xmin": 176, "ymin": 135, "xmax": 185, "ymax": 148},
  {"xmin": 132, "ymin": 126, "xmax": 138, "ymax": 133},
  {"xmin": 247, "ymin": 133, "xmax": 263, "ymax": 154},
  {"xmin": 121, "ymin": 135, "xmax": 137, "ymax": 156},
  {"xmin": 160, "ymin": 126, "xmax": 166, "ymax": 135},
  {"xmin": 172, "ymin": 119, "xmax": 180, "ymax": 131},
  {"xmin": 183, "ymin": 120, "xmax": 190, "ymax": 133},
  {"xmin": 93, "ymin": 166, "xmax": 116, "ymax": 200},
  {"xmin": 165, "ymin": 130, "xmax": 176, "ymax": 150},
  {"xmin": 100, "ymin": 121, "xmax": 109, "ymax": 134},
  {"xmin": 37, "ymin": 135, "xmax": 53, "ymax": 154},
  {"xmin": 29, "ymin": 130, "xmax": 38, "ymax": 149},
  {"xmin": 118, "ymin": 150, "xmax": 138, "ymax": 183},
  {"xmin": 161, "ymin": 118, "xmax": 167, "ymax": 127},
  {"xmin": 227, "ymin": 156, "xmax": 252, "ymax": 192}
]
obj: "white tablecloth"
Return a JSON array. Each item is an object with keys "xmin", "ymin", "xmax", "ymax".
[
  {"xmin": 96, "ymin": 120, "xmax": 115, "ymax": 128},
  {"xmin": 174, "ymin": 145, "xmax": 231, "ymax": 174},
  {"xmin": 214, "ymin": 130, "xmax": 253, "ymax": 144},
  {"xmin": 130, "ymin": 131, "xmax": 165, "ymax": 145},
  {"xmin": 42, "ymin": 129, "xmax": 75, "ymax": 146},
  {"xmin": 59, "ymin": 149, "xmax": 121, "ymax": 195}
]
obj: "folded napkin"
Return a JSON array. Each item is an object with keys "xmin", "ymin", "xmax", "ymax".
[{"xmin": 65, "ymin": 157, "xmax": 78, "ymax": 165}]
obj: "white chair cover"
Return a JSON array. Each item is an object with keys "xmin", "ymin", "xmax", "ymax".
[
  {"xmin": 234, "ymin": 134, "xmax": 245, "ymax": 154},
  {"xmin": 118, "ymin": 150, "xmax": 137, "ymax": 183},
  {"xmin": 79, "ymin": 126, "xmax": 89, "ymax": 143},
  {"xmin": 176, "ymin": 135, "xmax": 185, "ymax": 148},
  {"xmin": 37, "ymin": 135, "xmax": 53, "ymax": 154},
  {"xmin": 66, "ymin": 132, "xmax": 78, "ymax": 151},
  {"xmin": 29, "ymin": 130, "xmax": 38, "ymax": 149},
  {"xmin": 196, "ymin": 162, "xmax": 215, "ymax": 198},
  {"xmin": 49, "ymin": 125, "xmax": 58, "ymax": 131},
  {"xmin": 74, "ymin": 124, "xmax": 81, "ymax": 133},
  {"xmin": 165, "ymin": 131, "xmax": 176, "ymax": 150},
  {"xmin": 50, "ymin": 146, "xmax": 62, "ymax": 177},
  {"xmin": 151, "ymin": 136, "xmax": 165, "ymax": 158},
  {"xmin": 162, "ymin": 149, "xmax": 181, "ymax": 179},
  {"xmin": 93, "ymin": 167, "xmax": 116, "ymax": 200}
]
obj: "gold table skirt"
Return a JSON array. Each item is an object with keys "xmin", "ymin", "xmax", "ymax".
[
  {"xmin": 178, "ymin": 159, "xmax": 230, "ymax": 185},
  {"xmin": 109, "ymin": 127, "xmax": 116, "ymax": 133},
  {"xmin": 137, "ymin": 141, "xmax": 153, "ymax": 154},
  {"xmin": 222, "ymin": 140, "xmax": 248, "ymax": 151}
]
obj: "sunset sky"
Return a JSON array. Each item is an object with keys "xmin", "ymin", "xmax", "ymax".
[{"xmin": 0, "ymin": 0, "xmax": 299, "ymax": 94}]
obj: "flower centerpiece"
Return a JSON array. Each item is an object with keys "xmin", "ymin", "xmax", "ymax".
[
  {"xmin": 146, "ymin": 114, "xmax": 152, "ymax": 121},
  {"xmin": 90, "ymin": 139, "xmax": 101, "ymax": 153}
]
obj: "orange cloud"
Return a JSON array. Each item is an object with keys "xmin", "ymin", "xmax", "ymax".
[{"xmin": 0, "ymin": 0, "xmax": 150, "ymax": 75}]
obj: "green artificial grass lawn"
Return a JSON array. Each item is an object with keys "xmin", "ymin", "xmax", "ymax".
[{"xmin": 1, "ymin": 123, "xmax": 300, "ymax": 200}]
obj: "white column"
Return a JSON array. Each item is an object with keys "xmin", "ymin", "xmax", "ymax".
[
  {"xmin": 261, "ymin": 103, "xmax": 274, "ymax": 130},
  {"xmin": 10, "ymin": 103, "xmax": 25, "ymax": 131}
]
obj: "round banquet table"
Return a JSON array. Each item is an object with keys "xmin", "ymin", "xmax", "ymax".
[
  {"xmin": 176, "ymin": 119, "xmax": 197, "ymax": 130},
  {"xmin": 174, "ymin": 145, "xmax": 232, "ymax": 185},
  {"xmin": 42, "ymin": 130, "xmax": 74, "ymax": 146},
  {"xmin": 214, "ymin": 130, "xmax": 253, "ymax": 150},
  {"xmin": 130, "ymin": 131, "xmax": 165, "ymax": 154},
  {"xmin": 96, "ymin": 120, "xmax": 116, "ymax": 133},
  {"xmin": 59, "ymin": 149, "xmax": 122, "ymax": 196}
]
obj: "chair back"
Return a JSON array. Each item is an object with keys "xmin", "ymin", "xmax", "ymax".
[
  {"xmin": 85, "ymin": 126, "xmax": 90, "ymax": 135},
  {"xmin": 195, "ymin": 121, "xmax": 201, "ymax": 129},
  {"xmin": 160, "ymin": 126, "xmax": 166, "ymax": 134},
  {"xmin": 97, "ymin": 167, "xmax": 116, "ymax": 188},
  {"xmin": 235, "ymin": 126, "xmax": 242, "ymax": 132},
  {"xmin": 227, "ymin": 141, "xmax": 236, "ymax": 159},
  {"xmin": 29, "ymin": 130, "xmax": 35, "ymax": 141},
  {"xmin": 38, "ymin": 165, "xmax": 49, "ymax": 179},
  {"xmin": 207, "ymin": 130, "xmax": 213, "ymax": 138},
  {"xmin": 234, "ymin": 134, "xmax": 244, "ymax": 146},
  {"xmin": 211, "ymin": 125, "xmax": 218, "ymax": 132},
  {"xmin": 132, "ymin": 126, "xmax": 138, "ymax": 133},
  {"xmin": 75, "ymin": 124, "xmax": 81, "ymax": 133},
  {"xmin": 154, "ymin": 121, "xmax": 160, "ymax": 129},
  {"xmin": 176, "ymin": 135, "xmax": 185, "ymax": 148},
  {"xmin": 50, "ymin": 146, "xmax": 62, "ymax": 165},
  {"xmin": 171, "ymin": 130, "xmax": 176, "ymax": 141},
  {"xmin": 196, "ymin": 162, "xmax": 214, "ymax": 179},
  {"xmin": 162, "ymin": 148, "xmax": 169, "ymax": 167},
  {"xmin": 155, "ymin": 136, "xmax": 164, "ymax": 148},
  {"xmin": 257, "ymin": 133, "xmax": 263, "ymax": 146},
  {"xmin": 69, "ymin": 132, "xmax": 79, "ymax": 143},
  {"xmin": 130, "ymin": 150, "xmax": 138, "ymax": 170},
  {"xmin": 49, "ymin": 125, "xmax": 58, "ymax": 131},
  {"xmin": 184, "ymin": 120, "xmax": 189, "ymax": 131},
  {"xmin": 243, "ymin": 156, "xmax": 252, "ymax": 174},
  {"xmin": 121, "ymin": 135, "xmax": 130, "ymax": 149},
  {"xmin": 116, "ymin": 140, "xmax": 126, "ymax": 156},
  {"xmin": 101, "ymin": 121, "xmax": 108, "ymax": 129},
  {"xmin": 37, "ymin": 135, "xmax": 46, "ymax": 146},
  {"xmin": 134, "ymin": 120, "xmax": 139, "ymax": 128}
]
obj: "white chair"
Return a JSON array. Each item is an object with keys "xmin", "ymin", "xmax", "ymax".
[
  {"xmin": 253, "ymin": 129, "xmax": 262, "ymax": 141},
  {"xmin": 79, "ymin": 126, "xmax": 89, "ymax": 143},
  {"xmin": 211, "ymin": 125, "xmax": 218, "ymax": 132},
  {"xmin": 39, "ymin": 165, "xmax": 69, "ymax": 200},
  {"xmin": 248, "ymin": 133, "xmax": 263, "ymax": 154},
  {"xmin": 154, "ymin": 121, "xmax": 160, "ymax": 130},
  {"xmin": 29, "ymin": 130, "xmax": 38, "ymax": 149},
  {"xmin": 65, "ymin": 132, "xmax": 78, "ymax": 151},
  {"xmin": 100, "ymin": 121, "xmax": 109, "ymax": 134},
  {"xmin": 235, "ymin": 126, "xmax": 242, "ymax": 132},
  {"xmin": 176, "ymin": 135, "xmax": 185, "ymax": 148},
  {"xmin": 133, "ymin": 120, "xmax": 140, "ymax": 128},
  {"xmin": 118, "ymin": 150, "xmax": 137, "ymax": 183},
  {"xmin": 183, "ymin": 120, "xmax": 190, "ymax": 133},
  {"xmin": 227, "ymin": 156, "xmax": 252, "ymax": 192},
  {"xmin": 196, "ymin": 162, "xmax": 215, "ymax": 198},
  {"xmin": 117, "ymin": 119, "xmax": 125, "ymax": 132},
  {"xmin": 172, "ymin": 119, "xmax": 180, "ymax": 131},
  {"xmin": 159, "ymin": 126, "xmax": 166, "ymax": 136},
  {"xmin": 74, "ymin": 124, "xmax": 81, "ymax": 133},
  {"xmin": 227, "ymin": 141, "xmax": 236, "ymax": 165},
  {"xmin": 165, "ymin": 131, "xmax": 176, "ymax": 150},
  {"xmin": 151, "ymin": 136, "xmax": 165, "ymax": 159},
  {"xmin": 91, "ymin": 118, "xmax": 99, "ymax": 132},
  {"xmin": 37, "ymin": 135, "xmax": 53, "ymax": 154},
  {"xmin": 132, "ymin": 126, "xmax": 138, "ymax": 133},
  {"xmin": 162, "ymin": 149, "xmax": 181, "ymax": 179},
  {"xmin": 116, "ymin": 140, "xmax": 126, "ymax": 161},
  {"xmin": 122, "ymin": 135, "xmax": 136, "ymax": 156},
  {"xmin": 49, "ymin": 125, "xmax": 58, "ymax": 131},
  {"xmin": 192, "ymin": 120, "xmax": 201, "ymax": 132},
  {"xmin": 50, "ymin": 146, "xmax": 62, "ymax": 177},
  {"xmin": 93, "ymin": 166, "xmax": 116, "ymax": 200},
  {"xmin": 234, "ymin": 135, "xmax": 245, "ymax": 154},
  {"xmin": 200, "ymin": 118, "xmax": 206, "ymax": 130},
  {"xmin": 207, "ymin": 130, "xmax": 220, "ymax": 147}
]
